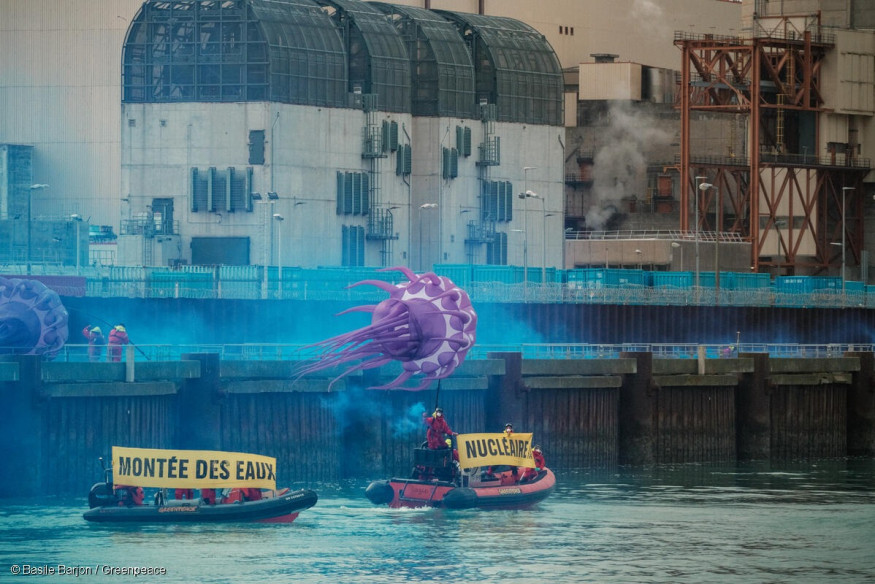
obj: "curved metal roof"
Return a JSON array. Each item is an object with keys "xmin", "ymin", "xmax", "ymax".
[
  {"xmin": 250, "ymin": 0, "xmax": 347, "ymax": 106},
  {"xmin": 317, "ymin": 0, "xmax": 411, "ymax": 113},
  {"xmin": 435, "ymin": 11, "xmax": 563, "ymax": 125},
  {"xmin": 370, "ymin": 3, "xmax": 475, "ymax": 118},
  {"xmin": 120, "ymin": 0, "xmax": 560, "ymax": 122},
  {"xmin": 122, "ymin": 0, "xmax": 347, "ymax": 107}
]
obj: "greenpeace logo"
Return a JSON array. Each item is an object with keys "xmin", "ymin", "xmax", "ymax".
[{"xmin": 158, "ymin": 506, "xmax": 198, "ymax": 513}]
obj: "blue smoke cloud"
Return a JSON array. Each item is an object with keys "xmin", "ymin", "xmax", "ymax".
[
  {"xmin": 319, "ymin": 384, "xmax": 427, "ymax": 439},
  {"xmin": 392, "ymin": 402, "xmax": 426, "ymax": 438}
]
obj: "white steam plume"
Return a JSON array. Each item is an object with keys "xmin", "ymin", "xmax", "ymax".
[{"xmin": 586, "ymin": 103, "xmax": 672, "ymax": 230}]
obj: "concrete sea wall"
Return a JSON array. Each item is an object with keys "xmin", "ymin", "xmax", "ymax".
[{"xmin": 2, "ymin": 351, "xmax": 873, "ymax": 497}]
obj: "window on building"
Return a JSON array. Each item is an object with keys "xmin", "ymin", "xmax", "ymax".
[
  {"xmin": 486, "ymin": 231, "xmax": 508, "ymax": 265},
  {"xmin": 481, "ymin": 180, "xmax": 514, "ymax": 222},
  {"xmin": 249, "ymin": 130, "xmax": 265, "ymax": 165},
  {"xmin": 342, "ymin": 225, "xmax": 366, "ymax": 266},
  {"xmin": 336, "ymin": 171, "xmax": 371, "ymax": 215},
  {"xmin": 151, "ymin": 198, "xmax": 175, "ymax": 235},
  {"xmin": 442, "ymin": 147, "xmax": 459, "ymax": 179},
  {"xmin": 191, "ymin": 166, "xmax": 252, "ymax": 212}
]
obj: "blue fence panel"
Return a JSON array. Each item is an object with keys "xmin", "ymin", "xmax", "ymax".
[
  {"xmin": 434, "ymin": 264, "xmax": 473, "ymax": 288},
  {"xmin": 652, "ymin": 272, "xmax": 694, "ymax": 288},
  {"xmin": 727, "ymin": 272, "xmax": 771, "ymax": 290},
  {"xmin": 472, "ymin": 265, "xmax": 525, "ymax": 285}
]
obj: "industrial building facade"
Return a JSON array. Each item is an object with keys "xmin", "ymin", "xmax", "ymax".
[
  {"xmin": 117, "ymin": 0, "xmax": 564, "ymax": 269},
  {"xmin": 0, "ymin": 0, "xmax": 743, "ymax": 272},
  {"xmin": 3, "ymin": 0, "xmax": 872, "ymax": 280}
]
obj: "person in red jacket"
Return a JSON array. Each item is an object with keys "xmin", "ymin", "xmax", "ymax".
[
  {"xmin": 82, "ymin": 325, "xmax": 106, "ymax": 362},
  {"xmin": 486, "ymin": 423, "xmax": 518, "ymax": 481},
  {"xmin": 423, "ymin": 407, "xmax": 457, "ymax": 449},
  {"xmin": 241, "ymin": 488, "xmax": 263, "ymax": 501},
  {"xmin": 174, "ymin": 488, "xmax": 195, "ymax": 500},
  {"xmin": 201, "ymin": 488, "xmax": 217, "ymax": 505},
  {"xmin": 223, "ymin": 487, "xmax": 263, "ymax": 503},
  {"xmin": 108, "ymin": 324, "xmax": 130, "ymax": 362},
  {"xmin": 521, "ymin": 445, "xmax": 546, "ymax": 482},
  {"xmin": 116, "ymin": 485, "xmax": 144, "ymax": 507}
]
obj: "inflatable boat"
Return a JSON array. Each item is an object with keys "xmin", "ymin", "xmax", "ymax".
[
  {"xmin": 83, "ymin": 447, "xmax": 317, "ymax": 524},
  {"xmin": 365, "ymin": 445, "xmax": 555, "ymax": 509},
  {"xmin": 83, "ymin": 487, "xmax": 318, "ymax": 523}
]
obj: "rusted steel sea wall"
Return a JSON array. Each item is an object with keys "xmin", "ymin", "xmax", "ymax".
[{"xmin": 44, "ymin": 394, "xmax": 177, "ymax": 496}]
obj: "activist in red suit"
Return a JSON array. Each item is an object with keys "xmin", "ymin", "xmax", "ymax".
[
  {"xmin": 521, "ymin": 446, "xmax": 546, "ymax": 482},
  {"xmin": 423, "ymin": 407, "xmax": 457, "ymax": 449}
]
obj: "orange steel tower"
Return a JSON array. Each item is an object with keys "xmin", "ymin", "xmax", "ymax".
[{"xmin": 675, "ymin": 14, "xmax": 870, "ymax": 276}]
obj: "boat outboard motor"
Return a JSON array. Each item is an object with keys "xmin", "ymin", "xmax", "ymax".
[
  {"xmin": 88, "ymin": 456, "xmax": 118, "ymax": 508},
  {"xmin": 88, "ymin": 482, "xmax": 117, "ymax": 508}
]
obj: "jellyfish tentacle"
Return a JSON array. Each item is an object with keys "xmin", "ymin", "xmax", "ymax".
[
  {"xmin": 345, "ymin": 279, "xmax": 399, "ymax": 294},
  {"xmin": 377, "ymin": 266, "xmax": 417, "ymax": 282},
  {"xmin": 336, "ymin": 305, "xmax": 377, "ymax": 316}
]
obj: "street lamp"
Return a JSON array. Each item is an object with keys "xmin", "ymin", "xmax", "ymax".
[
  {"xmin": 511, "ymin": 228, "xmax": 527, "ymax": 294},
  {"xmin": 419, "ymin": 203, "xmax": 437, "ymax": 271},
  {"xmin": 522, "ymin": 167, "xmax": 537, "ymax": 283},
  {"xmin": 840, "ymin": 187, "xmax": 854, "ymax": 298},
  {"xmin": 71, "ymin": 214, "xmax": 83, "ymax": 271},
  {"xmin": 273, "ymin": 213, "xmax": 284, "ymax": 293},
  {"xmin": 671, "ymin": 242, "xmax": 683, "ymax": 270},
  {"xmin": 27, "ymin": 184, "xmax": 49, "ymax": 275},
  {"xmin": 267, "ymin": 192, "xmax": 279, "ymax": 266},
  {"xmin": 539, "ymin": 198, "xmax": 548, "ymax": 283},
  {"xmin": 292, "ymin": 199, "xmax": 306, "ymax": 267},
  {"xmin": 694, "ymin": 177, "xmax": 709, "ymax": 300},
  {"xmin": 523, "ymin": 190, "xmax": 547, "ymax": 283},
  {"xmin": 635, "ymin": 248, "xmax": 642, "ymax": 270},
  {"xmin": 544, "ymin": 213, "xmax": 555, "ymax": 280},
  {"xmin": 519, "ymin": 189, "xmax": 540, "ymax": 286},
  {"xmin": 698, "ymin": 181, "xmax": 718, "ymax": 302}
]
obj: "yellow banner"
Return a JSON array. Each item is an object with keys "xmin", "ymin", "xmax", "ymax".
[
  {"xmin": 111, "ymin": 447, "xmax": 276, "ymax": 490},
  {"xmin": 456, "ymin": 433, "xmax": 535, "ymax": 470}
]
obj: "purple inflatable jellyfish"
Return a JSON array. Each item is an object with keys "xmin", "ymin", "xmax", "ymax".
[
  {"xmin": 297, "ymin": 267, "xmax": 476, "ymax": 390},
  {"xmin": 0, "ymin": 277, "xmax": 69, "ymax": 359}
]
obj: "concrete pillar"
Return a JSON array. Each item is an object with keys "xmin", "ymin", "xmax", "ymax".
[
  {"xmin": 736, "ymin": 352, "xmax": 771, "ymax": 460},
  {"xmin": 847, "ymin": 351, "xmax": 875, "ymax": 456},
  {"xmin": 618, "ymin": 351, "xmax": 655, "ymax": 466},
  {"xmin": 178, "ymin": 353, "xmax": 223, "ymax": 450},
  {"xmin": 125, "ymin": 345, "xmax": 135, "ymax": 382},
  {"xmin": 0, "ymin": 356, "xmax": 42, "ymax": 496},
  {"xmin": 486, "ymin": 352, "xmax": 526, "ymax": 431}
]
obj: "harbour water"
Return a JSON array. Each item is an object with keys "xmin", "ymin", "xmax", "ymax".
[{"xmin": 2, "ymin": 459, "xmax": 874, "ymax": 584}]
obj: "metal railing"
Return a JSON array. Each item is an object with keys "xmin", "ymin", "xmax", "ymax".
[
  {"xmin": 4, "ymin": 263, "xmax": 874, "ymax": 308},
  {"xmin": 565, "ymin": 229, "xmax": 746, "ymax": 242},
  {"xmin": 43, "ymin": 341, "xmax": 875, "ymax": 363}
]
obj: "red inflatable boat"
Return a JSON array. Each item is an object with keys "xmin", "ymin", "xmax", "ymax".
[{"xmin": 365, "ymin": 447, "xmax": 555, "ymax": 509}]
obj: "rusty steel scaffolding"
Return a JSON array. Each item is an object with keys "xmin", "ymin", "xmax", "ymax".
[{"xmin": 675, "ymin": 15, "xmax": 870, "ymax": 276}]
